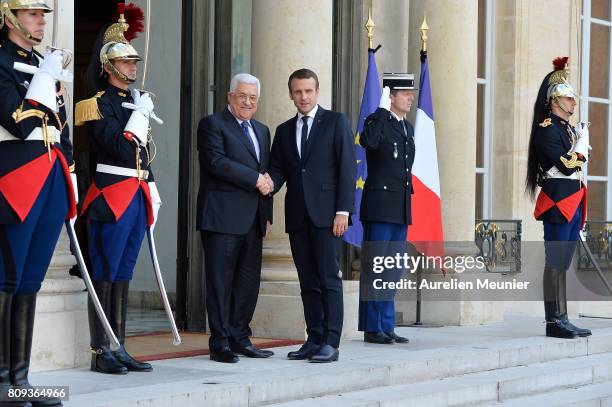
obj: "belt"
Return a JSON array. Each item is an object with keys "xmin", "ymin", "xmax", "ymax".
[
  {"xmin": 96, "ymin": 164, "xmax": 149, "ymax": 179},
  {"xmin": 0, "ymin": 125, "xmax": 60, "ymax": 144},
  {"xmin": 545, "ymin": 166, "xmax": 582, "ymax": 181}
]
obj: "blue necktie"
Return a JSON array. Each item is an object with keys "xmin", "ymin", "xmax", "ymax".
[
  {"xmin": 241, "ymin": 121, "xmax": 257, "ymax": 159},
  {"xmin": 300, "ymin": 116, "xmax": 309, "ymax": 162}
]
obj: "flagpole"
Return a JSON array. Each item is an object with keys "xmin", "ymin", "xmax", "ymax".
[{"xmin": 413, "ymin": 15, "xmax": 429, "ymax": 327}]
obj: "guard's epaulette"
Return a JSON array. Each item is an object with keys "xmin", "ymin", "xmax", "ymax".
[
  {"xmin": 539, "ymin": 118, "xmax": 553, "ymax": 127},
  {"xmin": 75, "ymin": 91, "xmax": 105, "ymax": 126}
]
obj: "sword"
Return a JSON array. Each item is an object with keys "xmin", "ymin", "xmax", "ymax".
[
  {"xmin": 146, "ymin": 229, "xmax": 181, "ymax": 346},
  {"xmin": 65, "ymin": 221, "xmax": 121, "ymax": 351}
]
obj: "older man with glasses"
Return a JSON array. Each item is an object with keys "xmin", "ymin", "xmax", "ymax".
[{"xmin": 196, "ymin": 73, "xmax": 274, "ymax": 363}]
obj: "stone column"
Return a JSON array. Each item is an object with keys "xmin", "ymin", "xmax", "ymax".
[
  {"xmin": 251, "ymin": 0, "xmax": 333, "ymax": 280},
  {"xmin": 31, "ymin": 0, "xmax": 89, "ymax": 371},
  {"xmin": 394, "ymin": 0, "xmax": 502, "ymax": 325}
]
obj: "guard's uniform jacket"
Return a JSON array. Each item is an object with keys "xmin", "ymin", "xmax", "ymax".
[
  {"xmin": 76, "ymin": 84, "xmax": 154, "ymax": 226},
  {"xmin": 0, "ymin": 39, "xmax": 75, "ymax": 225},
  {"xmin": 533, "ymin": 113, "xmax": 587, "ymax": 227},
  {"xmin": 359, "ymin": 107, "xmax": 415, "ymax": 225}
]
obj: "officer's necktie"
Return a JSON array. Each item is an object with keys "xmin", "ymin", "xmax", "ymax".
[
  {"xmin": 241, "ymin": 121, "xmax": 258, "ymax": 160},
  {"xmin": 300, "ymin": 116, "xmax": 309, "ymax": 162},
  {"xmin": 401, "ymin": 120, "xmax": 408, "ymax": 138}
]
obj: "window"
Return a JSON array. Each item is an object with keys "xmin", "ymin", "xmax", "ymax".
[
  {"xmin": 581, "ymin": 0, "xmax": 612, "ymax": 220},
  {"xmin": 476, "ymin": 0, "xmax": 494, "ymax": 219}
]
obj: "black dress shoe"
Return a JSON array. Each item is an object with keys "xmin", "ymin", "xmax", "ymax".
[
  {"xmin": 364, "ymin": 332, "xmax": 393, "ymax": 344},
  {"xmin": 230, "ymin": 344, "xmax": 273, "ymax": 358},
  {"xmin": 546, "ymin": 320, "xmax": 578, "ymax": 339},
  {"xmin": 309, "ymin": 344, "xmax": 339, "ymax": 363},
  {"xmin": 210, "ymin": 348, "xmax": 239, "ymax": 363},
  {"xmin": 287, "ymin": 342, "xmax": 320, "ymax": 360},
  {"xmin": 91, "ymin": 347, "xmax": 128, "ymax": 375},
  {"xmin": 113, "ymin": 346, "xmax": 153, "ymax": 372},
  {"xmin": 386, "ymin": 331, "xmax": 409, "ymax": 344},
  {"xmin": 562, "ymin": 317, "xmax": 592, "ymax": 337}
]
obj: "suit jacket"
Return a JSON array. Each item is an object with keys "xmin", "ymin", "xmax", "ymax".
[
  {"xmin": 359, "ymin": 107, "xmax": 415, "ymax": 225},
  {"xmin": 270, "ymin": 106, "xmax": 356, "ymax": 233},
  {"xmin": 196, "ymin": 108, "xmax": 272, "ymax": 235},
  {"xmin": 534, "ymin": 114, "xmax": 585, "ymax": 225}
]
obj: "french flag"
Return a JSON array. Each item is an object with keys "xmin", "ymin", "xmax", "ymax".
[{"xmin": 407, "ymin": 51, "xmax": 444, "ymax": 252}]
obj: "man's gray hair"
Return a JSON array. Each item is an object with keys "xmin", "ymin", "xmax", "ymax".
[{"xmin": 230, "ymin": 73, "xmax": 261, "ymax": 96}]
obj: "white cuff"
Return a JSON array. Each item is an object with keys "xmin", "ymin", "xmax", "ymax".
[
  {"xmin": 124, "ymin": 110, "xmax": 150, "ymax": 144},
  {"xmin": 336, "ymin": 211, "xmax": 349, "ymax": 216}
]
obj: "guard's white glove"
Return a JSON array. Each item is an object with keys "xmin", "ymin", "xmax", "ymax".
[
  {"xmin": 574, "ymin": 122, "xmax": 590, "ymax": 162},
  {"xmin": 148, "ymin": 181, "xmax": 162, "ymax": 229},
  {"xmin": 378, "ymin": 86, "xmax": 391, "ymax": 111},
  {"xmin": 122, "ymin": 90, "xmax": 164, "ymax": 125},
  {"xmin": 70, "ymin": 173, "xmax": 79, "ymax": 204},
  {"xmin": 68, "ymin": 173, "xmax": 78, "ymax": 226},
  {"xmin": 123, "ymin": 90, "xmax": 153, "ymax": 143},
  {"xmin": 25, "ymin": 49, "xmax": 63, "ymax": 112}
]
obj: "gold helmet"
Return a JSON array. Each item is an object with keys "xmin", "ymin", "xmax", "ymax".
[
  {"xmin": 99, "ymin": 3, "xmax": 143, "ymax": 84},
  {"xmin": 547, "ymin": 57, "xmax": 577, "ymax": 101},
  {"xmin": 0, "ymin": 0, "xmax": 52, "ymax": 43}
]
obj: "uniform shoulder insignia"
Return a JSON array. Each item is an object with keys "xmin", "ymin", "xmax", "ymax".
[
  {"xmin": 539, "ymin": 118, "xmax": 553, "ymax": 127},
  {"xmin": 75, "ymin": 91, "xmax": 105, "ymax": 126}
]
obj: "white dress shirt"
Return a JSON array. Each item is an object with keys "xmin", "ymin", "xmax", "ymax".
[
  {"xmin": 228, "ymin": 105, "xmax": 260, "ymax": 161},
  {"xmin": 296, "ymin": 104, "xmax": 318, "ymax": 157}
]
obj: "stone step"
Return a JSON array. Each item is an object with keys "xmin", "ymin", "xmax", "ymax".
[
  {"xmin": 484, "ymin": 381, "xmax": 612, "ymax": 407},
  {"xmin": 263, "ymin": 353, "xmax": 612, "ymax": 407},
  {"xmin": 60, "ymin": 328, "xmax": 612, "ymax": 407}
]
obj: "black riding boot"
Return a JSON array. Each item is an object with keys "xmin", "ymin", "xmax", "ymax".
[
  {"xmin": 89, "ymin": 280, "xmax": 127, "ymax": 375},
  {"xmin": 543, "ymin": 267, "xmax": 576, "ymax": 339},
  {"xmin": 110, "ymin": 281, "xmax": 152, "ymax": 372},
  {"xmin": 10, "ymin": 293, "xmax": 60, "ymax": 406},
  {"xmin": 0, "ymin": 291, "xmax": 31, "ymax": 407},
  {"xmin": 558, "ymin": 271, "xmax": 592, "ymax": 337}
]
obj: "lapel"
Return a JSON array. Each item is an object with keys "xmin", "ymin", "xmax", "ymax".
[
  {"xmin": 251, "ymin": 120, "xmax": 265, "ymax": 167},
  {"xmin": 223, "ymin": 108, "xmax": 258, "ymax": 163},
  {"xmin": 303, "ymin": 106, "xmax": 325, "ymax": 164}
]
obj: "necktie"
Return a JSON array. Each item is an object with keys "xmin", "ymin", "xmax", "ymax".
[
  {"xmin": 401, "ymin": 120, "xmax": 408, "ymax": 137},
  {"xmin": 300, "ymin": 116, "xmax": 309, "ymax": 161},
  {"xmin": 241, "ymin": 121, "xmax": 257, "ymax": 158}
]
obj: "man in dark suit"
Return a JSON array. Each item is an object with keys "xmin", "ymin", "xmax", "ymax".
[
  {"xmin": 197, "ymin": 73, "xmax": 274, "ymax": 363},
  {"xmin": 270, "ymin": 68, "xmax": 356, "ymax": 363},
  {"xmin": 358, "ymin": 73, "xmax": 416, "ymax": 345}
]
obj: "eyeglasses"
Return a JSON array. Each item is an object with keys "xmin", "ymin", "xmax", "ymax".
[{"xmin": 234, "ymin": 93, "xmax": 258, "ymax": 104}]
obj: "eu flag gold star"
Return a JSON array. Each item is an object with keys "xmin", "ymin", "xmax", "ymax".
[{"xmin": 356, "ymin": 176, "xmax": 365, "ymax": 190}]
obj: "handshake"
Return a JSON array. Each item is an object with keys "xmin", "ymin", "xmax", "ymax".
[{"xmin": 256, "ymin": 173, "xmax": 274, "ymax": 195}]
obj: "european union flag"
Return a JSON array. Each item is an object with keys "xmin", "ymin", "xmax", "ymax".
[{"xmin": 343, "ymin": 49, "xmax": 381, "ymax": 247}]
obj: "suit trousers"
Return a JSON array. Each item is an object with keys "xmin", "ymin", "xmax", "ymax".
[
  {"xmin": 201, "ymin": 219, "xmax": 262, "ymax": 352},
  {"xmin": 358, "ymin": 221, "xmax": 408, "ymax": 333},
  {"xmin": 289, "ymin": 215, "xmax": 343, "ymax": 348}
]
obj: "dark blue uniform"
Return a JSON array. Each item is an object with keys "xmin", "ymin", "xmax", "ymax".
[
  {"xmin": 76, "ymin": 84, "xmax": 155, "ymax": 374},
  {"xmin": 0, "ymin": 39, "xmax": 75, "ymax": 294},
  {"xmin": 533, "ymin": 113, "xmax": 586, "ymax": 270},
  {"xmin": 0, "ymin": 38, "xmax": 75, "ymax": 407},
  {"xmin": 358, "ymin": 107, "xmax": 415, "ymax": 334},
  {"xmin": 77, "ymin": 84, "xmax": 154, "ymax": 283}
]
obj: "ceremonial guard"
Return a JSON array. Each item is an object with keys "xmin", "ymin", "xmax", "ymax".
[
  {"xmin": 358, "ymin": 74, "xmax": 415, "ymax": 345},
  {"xmin": 0, "ymin": 1, "xmax": 75, "ymax": 406},
  {"xmin": 75, "ymin": 4, "xmax": 161, "ymax": 374},
  {"xmin": 526, "ymin": 57, "xmax": 591, "ymax": 339}
]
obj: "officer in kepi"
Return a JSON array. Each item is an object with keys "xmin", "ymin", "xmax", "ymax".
[
  {"xmin": 0, "ymin": 1, "xmax": 76, "ymax": 406},
  {"xmin": 358, "ymin": 73, "xmax": 415, "ymax": 345},
  {"xmin": 526, "ymin": 57, "xmax": 592, "ymax": 339},
  {"xmin": 75, "ymin": 4, "xmax": 162, "ymax": 375}
]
